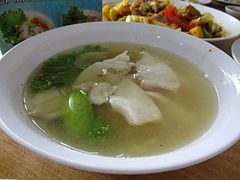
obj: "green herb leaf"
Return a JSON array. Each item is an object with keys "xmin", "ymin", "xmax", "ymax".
[
  {"xmin": 62, "ymin": 6, "xmax": 87, "ymax": 26},
  {"xmin": 0, "ymin": 9, "xmax": 26, "ymax": 45},
  {"xmin": 30, "ymin": 53, "xmax": 80, "ymax": 91},
  {"xmin": 89, "ymin": 115, "xmax": 110, "ymax": 138},
  {"xmin": 29, "ymin": 45, "xmax": 108, "ymax": 91}
]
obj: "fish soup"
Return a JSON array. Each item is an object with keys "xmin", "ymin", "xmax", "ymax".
[{"xmin": 23, "ymin": 43, "xmax": 218, "ymax": 157}]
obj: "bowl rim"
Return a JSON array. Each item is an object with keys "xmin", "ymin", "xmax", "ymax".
[{"xmin": 1, "ymin": 22, "xmax": 240, "ymax": 174}]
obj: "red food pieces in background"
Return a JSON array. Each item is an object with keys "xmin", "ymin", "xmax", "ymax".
[{"xmin": 163, "ymin": 4, "xmax": 196, "ymax": 31}]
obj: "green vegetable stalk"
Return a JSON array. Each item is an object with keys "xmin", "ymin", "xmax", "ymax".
[
  {"xmin": 64, "ymin": 90, "xmax": 94, "ymax": 136},
  {"xmin": 63, "ymin": 90, "xmax": 110, "ymax": 138}
]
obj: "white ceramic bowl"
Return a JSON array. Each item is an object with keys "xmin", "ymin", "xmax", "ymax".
[
  {"xmin": 0, "ymin": 22, "xmax": 240, "ymax": 174},
  {"xmin": 225, "ymin": 5, "xmax": 240, "ymax": 19}
]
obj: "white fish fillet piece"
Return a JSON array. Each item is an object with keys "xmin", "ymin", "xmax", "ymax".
[
  {"xmin": 73, "ymin": 51, "xmax": 133, "ymax": 87},
  {"xmin": 109, "ymin": 78, "xmax": 162, "ymax": 126},
  {"xmin": 89, "ymin": 82, "xmax": 117, "ymax": 105},
  {"xmin": 136, "ymin": 52, "xmax": 180, "ymax": 93}
]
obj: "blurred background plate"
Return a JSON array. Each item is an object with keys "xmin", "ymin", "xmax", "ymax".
[
  {"xmin": 225, "ymin": 5, "xmax": 240, "ymax": 18},
  {"xmin": 215, "ymin": 0, "xmax": 240, "ymax": 6},
  {"xmin": 181, "ymin": 0, "xmax": 212, "ymax": 5},
  {"xmin": 103, "ymin": 0, "xmax": 240, "ymax": 54},
  {"xmin": 232, "ymin": 38, "xmax": 240, "ymax": 64}
]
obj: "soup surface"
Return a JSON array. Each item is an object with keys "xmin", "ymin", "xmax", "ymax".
[{"xmin": 23, "ymin": 43, "xmax": 218, "ymax": 157}]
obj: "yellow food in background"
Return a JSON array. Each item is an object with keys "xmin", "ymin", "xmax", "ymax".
[
  {"xmin": 102, "ymin": 0, "xmax": 226, "ymax": 39},
  {"xmin": 102, "ymin": 4, "xmax": 111, "ymax": 21},
  {"xmin": 113, "ymin": 0, "xmax": 130, "ymax": 16},
  {"xmin": 118, "ymin": 16, "xmax": 127, "ymax": 21},
  {"xmin": 110, "ymin": 8, "xmax": 120, "ymax": 21},
  {"xmin": 189, "ymin": 26, "xmax": 204, "ymax": 38}
]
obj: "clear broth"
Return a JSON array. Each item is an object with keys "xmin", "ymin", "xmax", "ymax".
[{"xmin": 23, "ymin": 43, "xmax": 218, "ymax": 157}]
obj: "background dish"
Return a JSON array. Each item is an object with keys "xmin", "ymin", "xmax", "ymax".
[
  {"xmin": 25, "ymin": 11, "xmax": 55, "ymax": 29},
  {"xmin": 103, "ymin": 0, "xmax": 240, "ymax": 42},
  {"xmin": 231, "ymin": 37, "xmax": 240, "ymax": 64},
  {"xmin": 0, "ymin": 22, "xmax": 240, "ymax": 174},
  {"xmin": 167, "ymin": 0, "xmax": 240, "ymax": 42},
  {"xmin": 181, "ymin": 0, "xmax": 212, "ymax": 5},
  {"xmin": 103, "ymin": 0, "xmax": 240, "ymax": 54},
  {"xmin": 225, "ymin": 5, "xmax": 240, "ymax": 18},
  {"xmin": 215, "ymin": 0, "xmax": 240, "ymax": 6}
]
